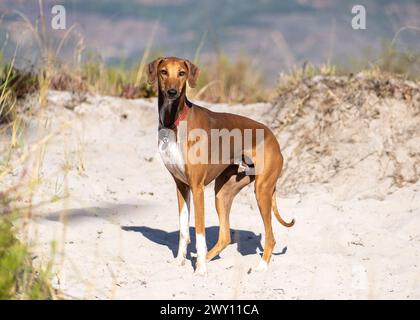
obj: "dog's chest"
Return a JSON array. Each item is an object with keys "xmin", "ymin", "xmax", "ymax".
[{"xmin": 158, "ymin": 130, "xmax": 188, "ymax": 184}]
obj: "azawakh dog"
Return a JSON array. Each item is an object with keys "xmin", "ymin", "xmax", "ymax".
[{"xmin": 147, "ymin": 56, "xmax": 294, "ymax": 275}]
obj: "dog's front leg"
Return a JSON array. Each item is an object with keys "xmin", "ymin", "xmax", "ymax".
[
  {"xmin": 175, "ymin": 180, "xmax": 191, "ymax": 266},
  {"xmin": 191, "ymin": 184, "xmax": 207, "ymax": 275}
]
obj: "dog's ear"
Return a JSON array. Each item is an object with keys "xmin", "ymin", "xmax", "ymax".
[
  {"xmin": 146, "ymin": 57, "xmax": 163, "ymax": 85},
  {"xmin": 184, "ymin": 60, "xmax": 200, "ymax": 88}
]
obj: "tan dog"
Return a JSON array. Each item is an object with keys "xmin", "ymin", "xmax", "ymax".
[{"xmin": 147, "ymin": 57, "xmax": 294, "ymax": 275}]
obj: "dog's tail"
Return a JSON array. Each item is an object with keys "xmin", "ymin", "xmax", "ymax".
[{"xmin": 272, "ymin": 191, "xmax": 295, "ymax": 228}]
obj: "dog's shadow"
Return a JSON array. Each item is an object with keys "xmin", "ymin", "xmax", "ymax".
[{"xmin": 121, "ymin": 225, "xmax": 287, "ymax": 263}]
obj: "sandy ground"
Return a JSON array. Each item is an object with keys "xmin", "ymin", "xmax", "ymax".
[{"xmin": 4, "ymin": 91, "xmax": 420, "ymax": 299}]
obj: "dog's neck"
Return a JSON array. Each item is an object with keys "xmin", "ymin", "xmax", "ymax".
[{"xmin": 158, "ymin": 86, "xmax": 191, "ymax": 130}]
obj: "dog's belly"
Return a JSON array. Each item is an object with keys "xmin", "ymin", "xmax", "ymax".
[{"xmin": 158, "ymin": 134, "xmax": 188, "ymax": 184}]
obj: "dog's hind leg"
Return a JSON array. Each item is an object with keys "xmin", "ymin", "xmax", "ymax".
[
  {"xmin": 207, "ymin": 166, "xmax": 254, "ymax": 262},
  {"xmin": 253, "ymin": 153, "xmax": 282, "ymax": 272},
  {"xmin": 174, "ymin": 179, "xmax": 191, "ymax": 266},
  {"xmin": 254, "ymin": 182, "xmax": 276, "ymax": 272}
]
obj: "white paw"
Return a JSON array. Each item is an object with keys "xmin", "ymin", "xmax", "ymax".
[
  {"xmin": 174, "ymin": 256, "xmax": 186, "ymax": 266},
  {"xmin": 195, "ymin": 263, "xmax": 208, "ymax": 276},
  {"xmin": 255, "ymin": 260, "xmax": 268, "ymax": 272}
]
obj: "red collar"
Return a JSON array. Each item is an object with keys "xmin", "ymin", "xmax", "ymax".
[{"xmin": 174, "ymin": 103, "xmax": 190, "ymax": 127}]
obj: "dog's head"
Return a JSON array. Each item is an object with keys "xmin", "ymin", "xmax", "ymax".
[{"xmin": 147, "ymin": 57, "xmax": 199, "ymax": 100}]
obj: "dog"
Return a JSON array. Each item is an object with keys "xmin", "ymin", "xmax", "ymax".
[{"xmin": 147, "ymin": 56, "xmax": 294, "ymax": 275}]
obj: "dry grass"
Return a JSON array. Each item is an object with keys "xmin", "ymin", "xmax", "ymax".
[
  {"xmin": 276, "ymin": 62, "xmax": 337, "ymax": 97},
  {"xmin": 0, "ymin": 85, "xmax": 56, "ymax": 300},
  {"xmin": 46, "ymin": 52, "xmax": 268, "ymax": 103},
  {"xmin": 350, "ymin": 42, "xmax": 420, "ymax": 81},
  {"xmin": 0, "ymin": 2, "xmax": 58, "ymax": 300},
  {"xmin": 190, "ymin": 53, "xmax": 269, "ymax": 103}
]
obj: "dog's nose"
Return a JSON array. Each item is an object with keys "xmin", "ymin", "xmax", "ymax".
[{"xmin": 167, "ymin": 89, "xmax": 178, "ymax": 97}]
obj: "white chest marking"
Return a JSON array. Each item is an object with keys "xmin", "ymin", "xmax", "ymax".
[{"xmin": 158, "ymin": 129, "xmax": 188, "ymax": 184}]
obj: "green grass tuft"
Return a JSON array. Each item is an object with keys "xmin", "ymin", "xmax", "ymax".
[{"xmin": 0, "ymin": 215, "xmax": 53, "ymax": 300}]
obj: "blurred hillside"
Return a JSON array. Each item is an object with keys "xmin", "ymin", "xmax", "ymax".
[{"xmin": 0, "ymin": 0, "xmax": 419, "ymax": 80}]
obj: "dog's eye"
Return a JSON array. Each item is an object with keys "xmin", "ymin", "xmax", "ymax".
[
  {"xmin": 160, "ymin": 70, "xmax": 168, "ymax": 75},
  {"xmin": 179, "ymin": 71, "xmax": 186, "ymax": 77}
]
